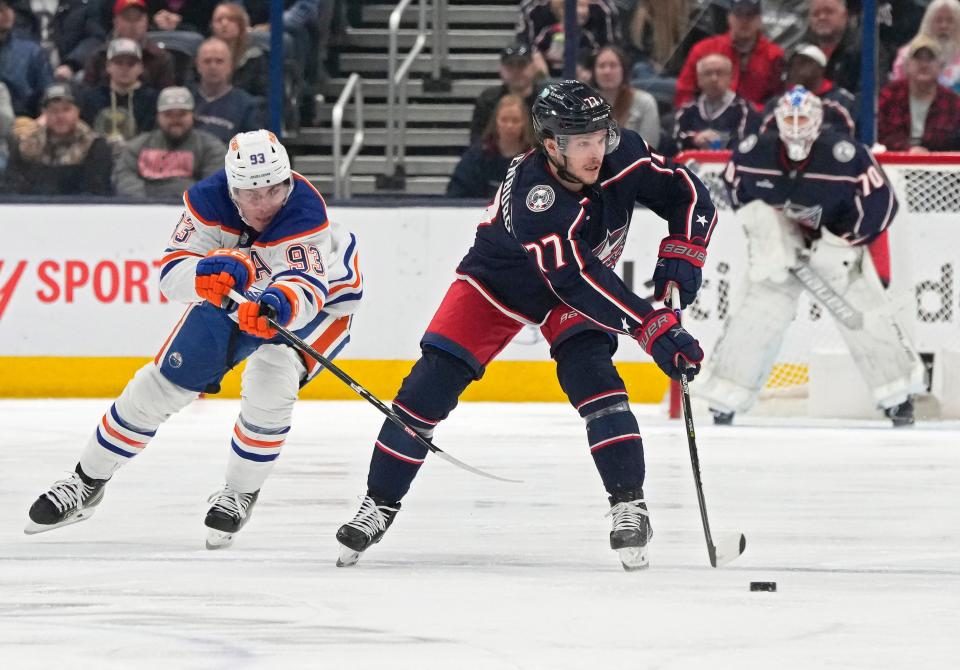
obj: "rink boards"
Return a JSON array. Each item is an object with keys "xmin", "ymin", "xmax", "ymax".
[{"xmin": 0, "ymin": 200, "xmax": 955, "ymax": 400}]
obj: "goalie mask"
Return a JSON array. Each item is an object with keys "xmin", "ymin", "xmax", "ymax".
[{"xmin": 775, "ymin": 86, "xmax": 823, "ymax": 161}]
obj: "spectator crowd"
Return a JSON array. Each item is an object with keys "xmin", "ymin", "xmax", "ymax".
[
  {"xmin": 0, "ymin": 0, "xmax": 338, "ymax": 197},
  {"xmin": 3, "ymin": 1, "xmax": 960, "ymax": 200},
  {"xmin": 452, "ymin": 0, "xmax": 960, "ymax": 197}
]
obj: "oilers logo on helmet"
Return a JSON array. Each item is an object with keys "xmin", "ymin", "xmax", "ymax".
[{"xmin": 225, "ymin": 129, "xmax": 292, "ymax": 190}]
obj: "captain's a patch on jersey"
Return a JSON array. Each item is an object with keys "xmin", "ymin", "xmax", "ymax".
[{"xmin": 526, "ymin": 185, "xmax": 555, "ymax": 212}]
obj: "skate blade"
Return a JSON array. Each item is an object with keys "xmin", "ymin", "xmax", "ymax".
[
  {"xmin": 617, "ymin": 546, "xmax": 649, "ymax": 571},
  {"xmin": 336, "ymin": 543, "xmax": 361, "ymax": 567},
  {"xmin": 23, "ymin": 507, "xmax": 97, "ymax": 535},
  {"xmin": 205, "ymin": 529, "xmax": 236, "ymax": 550}
]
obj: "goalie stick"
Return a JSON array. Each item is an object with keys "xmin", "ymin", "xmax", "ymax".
[
  {"xmin": 790, "ymin": 260, "xmax": 864, "ymax": 330},
  {"xmin": 671, "ymin": 286, "xmax": 747, "ymax": 568},
  {"xmin": 227, "ymin": 289, "xmax": 521, "ymax": 484}
]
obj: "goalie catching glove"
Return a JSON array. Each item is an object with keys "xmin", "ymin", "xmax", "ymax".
[
  {"xmin": 634, "ymin": 308, "xmax": 704, "ymax": 380},
  {"xmin": 652, "ymin": 235, "xmax": 707, "ymax": 308},
  {"xmin": 238, "ymin": 285, "xmax": 298, "ymax": 339},
  {"xmin": 195, "ymin": 249, "xmax": 255, "ymax": 307}
]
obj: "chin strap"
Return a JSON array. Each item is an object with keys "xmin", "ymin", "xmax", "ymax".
[{"xmin": 544, "ymin": 149, "xmax": 587, "ymax": 186}]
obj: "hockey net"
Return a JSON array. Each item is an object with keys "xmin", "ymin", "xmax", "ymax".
[{"xmin": 671, "ymin": 150, "xmax": 960, "ymax": 415}]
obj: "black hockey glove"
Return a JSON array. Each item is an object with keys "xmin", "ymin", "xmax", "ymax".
[
  {"xmin": 652, "ymin": 235, "xmax": 707, "ymax": 309},
  {"xmin": 634, "ymin": 308, "xmax": 704, "ymax": 380}
]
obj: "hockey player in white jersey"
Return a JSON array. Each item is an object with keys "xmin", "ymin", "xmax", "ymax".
[
  {"xmin": 25, "ymin": 130, "xmax": 363, "ymax": 546},
  {"xmin": 698, "ymin": 87, "xmax": 925, "ymax": 426}
]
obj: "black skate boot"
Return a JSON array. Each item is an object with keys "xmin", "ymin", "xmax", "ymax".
[
  {"xmin": 606, "ymin": 488, "xmax": 653, "ymax": 571},
  {"xmin": 711, "ymin": 408, "xmax": 735, "ymax": 425},
  {"xmin": 204, "ymin": 487, "xmax": 260, "ymax": 550},
  {"xmin": 25, "ymin": 464, "xmax": 109, "ymax": 535},
  {"xmin": 884, "ymin": 397, "xmax": 915, "ymax": 428},
  {"xmin": 335, "ymin": 495, "xmax": 400, "ymax": 567}
]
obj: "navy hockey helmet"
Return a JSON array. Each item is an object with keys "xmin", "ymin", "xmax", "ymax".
[{"xmin": 532, "ymin": 80, "xmax": 621, "ymax": 155}]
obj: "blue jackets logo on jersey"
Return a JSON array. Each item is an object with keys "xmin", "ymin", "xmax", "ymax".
[
  {"xmin": 526, "ymin": 185, "xmax": 555, "ymax": 212},
  {"xmin": 833, "ymin": 141, "xmax": 856, "ymax": 163}
]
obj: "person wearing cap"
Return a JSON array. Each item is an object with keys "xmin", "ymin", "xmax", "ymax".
[
  {"xmin": 80, "ymin": 37, "xmax": 158, "ymax": 146},
  {"xmin": 0, "ymin": 0, "xmax": 53, "ymax": 117},
  {"xmin": 190, "ymin": 37, "xmax": 261, "ymax": 144},
  {"xmin": 1, "ymin": 81, "xmax": 112, "ymax": 195},
  {"xmin": 83, "ymin": 0, "xmax": 175, "ymax": 91},
  {"xmin": 114, "ymin": 86, "xmax": 225, "ymax": 199},
  {"xmin": 758, "ymin": 43, "xmax": 855, "ymax": 136},
  {"xmin": 879, "ymin": 35, "xmax": 960, "ymax": 152},
  {"xmin": 890, "ymin": 0, "xmax": 960, "ymax": 94},
  {"xmin": 675, "ymin": 0, "xmax": 784, "ymax": 109},
  {"xmin": 469, "ymin": 41, "xmax": 542, "ymax": 144},
  {"xmin": 673, "ymin": 53, "xmax": 760, "ymax": 154}
]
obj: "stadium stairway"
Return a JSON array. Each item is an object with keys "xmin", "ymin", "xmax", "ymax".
[{"xmin": 287, "ymin": 0, "xmax": 519, "ymax": 197}]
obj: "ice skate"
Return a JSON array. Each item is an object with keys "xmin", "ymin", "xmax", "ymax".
[
  {"xmin": 884, "ymin": 397, "xmax": 915, "ymax": 428},
  {"xmin": 335, "ymin": 495, "xmax": 400, "ymax": 566},
  {"xmin": 711, "ymin": 408, "xmax": 734, "ymax": 425},
  {"xmin": 25, "ymin": 464, "xmax": 109, "ymax": 535},
  {"xmin": 606, "ymin": 489, "xmax": 653, "ymax": 571},
  {"xmin": 204, "ymin": 487, "xmax": 259, "ymax": 549}
]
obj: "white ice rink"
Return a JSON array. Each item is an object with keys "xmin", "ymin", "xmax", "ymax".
[{"xmin": 1, "ymin": 399, "xmax": 958, "ymax": 669}]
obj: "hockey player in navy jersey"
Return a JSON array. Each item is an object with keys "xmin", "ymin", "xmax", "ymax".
[
  {"xmin": 25, "ymin": 130, "xmax": 363, "ymax": 548},
  {"xmin": 698, "ymin": 86, "xmax": 925, "ymax": 427},
  {"xmin": 336, "ymin": 80, "xmax": 718, "ymax": 571}
]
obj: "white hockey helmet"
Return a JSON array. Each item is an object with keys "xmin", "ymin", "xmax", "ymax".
[
  {"xmin": 774, "ymin": 86, "xmax": 823, "ymax": 161},
  {"xmin": 224, "ymin": 129, "xmax": 291, "ymax": 190}
]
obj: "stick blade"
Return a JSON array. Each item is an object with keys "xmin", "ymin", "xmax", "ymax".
[
  {"xmin": 432, "ymin": 449, "xmax": 524, "ymax": 484},
  {"xmin": 710, "ymin": 533, "xmax": 747, "ymax": 568}
]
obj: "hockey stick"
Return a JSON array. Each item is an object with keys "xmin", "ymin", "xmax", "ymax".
[
  {"xmin": 789, "ymin": 260, "xmax": 863, "ymax": 330},
  {"xmin": 670, "ymin": 286, "xmax": 747, "ymax": 568},
  {"xmin": 227, "ymin": 289, "xmax": 521, "ymax": 484}
]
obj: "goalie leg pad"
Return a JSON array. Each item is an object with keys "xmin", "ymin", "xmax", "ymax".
[
  {"xmin": 367, "ymin": 348, "xmax": 475, "ymax": 504},
  {"xmin": 697, "ymin": 276, "xmax": 802, "ymax": 413},
  {"xmin": 832, "ymin": 255, "xmax": 926, "ymax": 409},
  {"xmin": 225, "ymin": 344, "xmax": 305, "ymax": 492},
  {"xmin": 79, "ymin": 362, "xmax": 198, "ymax": 479},
  {"xmin": 737, "ymin": 200, "xmax": 805, "ymax": 284},
  {"xmin": 555, "ymin": 332, "xmax": 645, "ymax": 494}
]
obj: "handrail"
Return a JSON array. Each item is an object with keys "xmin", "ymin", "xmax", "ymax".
[
  {"xmin": 385, "ymin": 0, "xmax": 428, "ymax": 178},
  {"xmin": 431, "ymin": 0, "xmax": 448, "ymax": 81},
  {"xmin": 331, "ymin": 73, "xmax": 365, "ymax": 199}
]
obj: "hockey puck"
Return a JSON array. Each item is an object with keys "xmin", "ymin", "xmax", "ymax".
[{"xmin": 750, "ymin": 581, "xmax": 777, "ymax": 592}]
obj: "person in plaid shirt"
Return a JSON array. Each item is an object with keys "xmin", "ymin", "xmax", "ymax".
[{"xmin": 878, "ymin": 35, "xmax": 960, "ymax": 152}]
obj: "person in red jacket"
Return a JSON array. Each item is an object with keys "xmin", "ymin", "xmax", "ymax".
[{"xmin": 674, "ymin": 0, "xmax": 783, "ymax": 110}]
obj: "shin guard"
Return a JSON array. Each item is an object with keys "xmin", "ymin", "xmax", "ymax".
[
  {"xmin": 366, "ymin": 348, "xmax": 474, "ymax": 504},
  {"xmin": 555, "ymin": 333, "xmax": 646, "ymax": 494}
]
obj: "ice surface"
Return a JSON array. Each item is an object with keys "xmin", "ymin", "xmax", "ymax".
[{"xmin": 2, "ymin": 400, "xmax": 958, "ymax": 669}]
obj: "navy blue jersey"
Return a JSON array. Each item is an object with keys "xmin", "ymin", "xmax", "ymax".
[
  {"xmin": 722, "ymin": 130, "xmax": 897, "ymax": 245},
  {"xmin": 674, "ymin": 94, "xmax": 761, "ymax": 153},
  {"xmin": 456, "ymin": 129, "xmax": 718, "ymax": 335}
]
